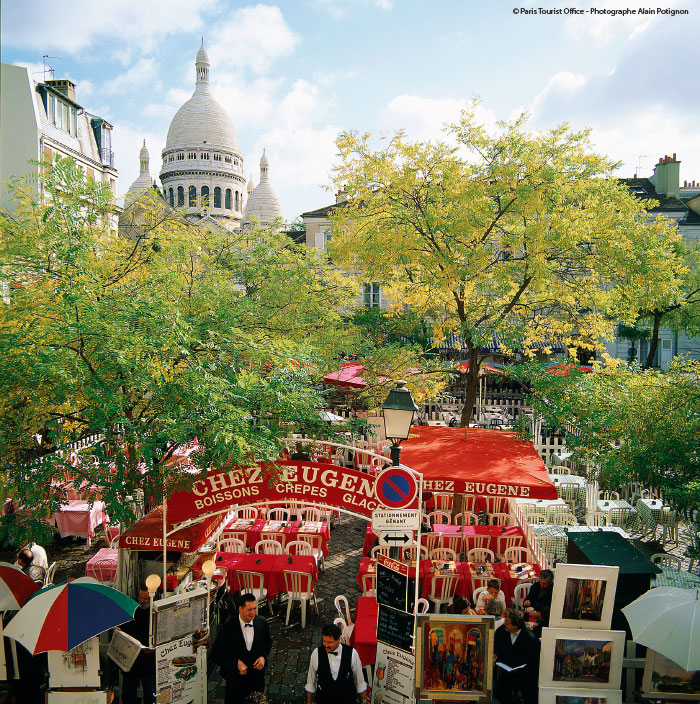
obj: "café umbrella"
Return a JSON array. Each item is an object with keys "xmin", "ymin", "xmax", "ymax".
[
  {"xmin": 0, "ymin": 562, "xmax": 40, "ymax": 611},
  {"xmin": 4, "ymin": 580, "xmax": 139, "ymax": 654},
  {"xmin": 621, "ymin": 586, "xmax": 700, "ymax": 671}
]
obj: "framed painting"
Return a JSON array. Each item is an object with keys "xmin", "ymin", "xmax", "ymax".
[
  {"xmin": 549, "ymin": 564, "xmax": 619, "ymax": 630},
  {"xmin": 539, "ymin": 688, "xmax": 622, "ymax": 704},
  {"xmin": 539, "ymin": 627, "xmax": 625, "ymax": 689},
  {"xmin": 415, "ymin": 614, "xmax": 494, "ymax": 701},
  {"xmin": 642, "ymin": 649, "xmax": 700, "ymax": 700}
]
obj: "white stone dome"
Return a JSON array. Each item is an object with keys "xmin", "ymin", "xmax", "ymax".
[
  {"xmin": 164, "ymin": 45, "xmax": 238, "ymax": 152},
  {"xmin": 243, "ymin": 149, "xmax": 284, "ymax": 228},
  {"xmin": 127, "ymin": 139, "xmax": 153, "ymax": 197}
]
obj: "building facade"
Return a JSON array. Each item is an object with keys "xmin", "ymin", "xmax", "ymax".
[{"xmin": 0, "ymin": 63, "xmax": 118, "ymax": 211}]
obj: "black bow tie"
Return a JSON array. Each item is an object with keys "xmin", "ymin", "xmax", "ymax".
[
  {"xmin": 329, "ymin": 650, "xmax": 338, "ymax": 656},
  {"xmin": 244, "ymin": 623, "xmax": 253, "ymax": 628}
]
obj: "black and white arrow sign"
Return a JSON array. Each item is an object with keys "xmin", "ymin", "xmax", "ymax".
[{"xmin": 378, "ymin": 530, "xmax": 413, "ymax": 547}]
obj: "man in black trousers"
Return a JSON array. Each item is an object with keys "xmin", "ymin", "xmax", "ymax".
[
  {"xmin": 212, "ymin": 593, "xmax": 272, "ymax": 704},
  {"xmin": 493, "ymin": 608, "xmax": 540, "ymax": 704}
]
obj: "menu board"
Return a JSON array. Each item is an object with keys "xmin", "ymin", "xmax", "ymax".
[
  {"xmin": 377, "ymin": 604, "xmax": 414, "ymax": 654},
  {"xmin": 153, "ymin": 588, "xmax": 207, "ymax": 646},
  {"xmin": 156, "ymin": 635, "xmax": 207, "ymax": 704},
  {"xmin": 377, "ymin": 561, "xmax": 415, "ymax": 613}
]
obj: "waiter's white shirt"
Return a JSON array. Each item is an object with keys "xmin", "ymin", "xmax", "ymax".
[
  {"xmin": 30, "ymin": 543, "xmax": 48, "ymax": 570},
  {"xmin": 240, "ymin": 617, "xmax": 254, "ymax": 651},
  {"xmin": 305, "ymin": 645, "xmax": 367, "ymax": 694}
]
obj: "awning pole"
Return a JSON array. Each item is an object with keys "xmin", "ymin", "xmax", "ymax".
[{"xmin": 162, "ymin": 492, "xmax": 168, "ymax": 597}]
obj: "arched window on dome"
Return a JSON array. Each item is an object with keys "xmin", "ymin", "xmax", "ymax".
[
  {"xmin": 201, "ymin": 186, "xmax": 209, "ymax": 207},
  {"xmin": 225, "ymin": 189, "xmax": 232, "ymax": 209},
  {"xmin": 214, "ymin": 187, "xmax": 222, "ymax": 209},
  {"xmin": 189, "ymin": 186, "xmax": 196, "ymax": 207},
  {"xmin": 235, "ymin": 191, "xmax": 239, "ymax": 211},
  {"xmin": 168, "ymin": 188, "xmax": 174, "ymax": 206},
  {"xmin": 177, "ymin": 186, "xmax": 184, "ymax": 206}
]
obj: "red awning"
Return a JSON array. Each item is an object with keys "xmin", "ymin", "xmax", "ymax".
[
  {"xmin": 545, "ymin": 363, "xmax": 594, "ymax": 376},
  {"xmin": 456, "ymin": 362, "xmax": 505, "ymax": 376},
  {"xmin": 400, "ymin": 426, "xmax": 557, "ymax": 500},
  {"xmin": 322, "ymin": 362, "xmax": 373, "ymax": 389},
  {"xmin": 118, "ymin": 507, "xmax": 223, "ymax": 552}
]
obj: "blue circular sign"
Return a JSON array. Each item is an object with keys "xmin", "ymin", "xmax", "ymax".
[{"xmin": 375, "ymin": 467, "xmax": 418, "ymax": 509}]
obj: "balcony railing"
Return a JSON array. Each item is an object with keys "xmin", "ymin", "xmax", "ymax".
[{"xmin": 100, "ymin": 148, "xmax": 114, "ymax": 168}]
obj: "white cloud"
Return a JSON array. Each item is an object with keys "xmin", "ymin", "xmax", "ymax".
[
  {"xmin": 103, "ymin": 59, "xmax": 158, "ymax": 96},
  {"xmin": 377, "ymin": 95, "xmax": 497, "ymax": 142},
  {"xmin": 1, "ymin": 0, "xmax": 218, "ymax": 54},
  {"xmin": 208, "ymin": 5, "xmax": 300, "ymax": 75},
  {"xmin": 564, "ymin": 0, "xmax": 680, "ymax": 47},
  {"xmin": 310, "ymin": 0, "xmax": 392, "ymax": 19},
  {"xmin": 528, "ymin": 71, "xmax": 588, "ymax": 120}
]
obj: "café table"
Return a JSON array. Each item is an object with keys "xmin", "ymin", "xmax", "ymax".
[
  {"xmin": 349, "ymin": 596, "xmax": 379, "ymax": 666},
  {"xmin": 596, "ymin": 499, "xmax": 637, "ymax": 528},
  {"xmin": 494, "ymin": 561, "xmax": 541, "ymax": 605},
  {"xmin": 356, "ymin": 557, "xmax": 421, "ymax": 591},
  {"xmin": 85, "ymin": 547, "xmax": 118, "ymax": 581},
  {"xmin": 515, "ymin": 497, "xmax": 568, "ymax": 515},
  {"xmin": 223, "ymin": 518, "xmax": 331, "ymax": 555},
  {"xmin": 420, "ymin": 560, "xmax": 470, "ymax": 600},
  {"xmin": 51, "ymin": 500, "xmax": 108, "ymax": 546},
  {"xmin": 463, "ymin": 561, "xmax": 501, "ymax": 600},
  {"xmin": 532, "ymin": 524, "xmax": 631, "ymax": 563},
  {"xmin": 651, "ymin": 567, "xmax": 700, "ymax": 590},
  {"xmin": 549, "ymin": 474, "xmax": 587, "ymax": 504},
  {"xmin": 635, "ymin": 498, "xmax": 668, "ymax": 536}
]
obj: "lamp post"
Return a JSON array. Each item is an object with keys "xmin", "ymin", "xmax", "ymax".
[
  {"xmin": 381, "ymin": 380, "xmax": 418, "ymax": 467},
  {"xmin": 201, "ymin": 559, "xmax": 216, "ymax": 633},
  {"xmin": 145, "ymin": 573, "xmax": 162, "ymax": 648}
]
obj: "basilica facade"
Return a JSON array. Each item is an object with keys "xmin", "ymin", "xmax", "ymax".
[{"xmin": 126, "ymin": 44, "xmax": 283, "ymax": 230}]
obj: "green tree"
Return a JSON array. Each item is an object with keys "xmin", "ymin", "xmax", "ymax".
[
  {"xmin": 328, "ymin": 108, "xmax": 686, "ymax": 426},
  {"xmin": 511, "ymin": 359, "xmax": 700, "ymax": 516},
  {"xmin": 0, "ymin": 159, "xmax": 351, "ymax": 542}
]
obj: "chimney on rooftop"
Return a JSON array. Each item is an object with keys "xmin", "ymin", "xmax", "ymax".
[
  {"xmin": 335, "ymin": 188, "xmax": 348, "ymax": 204},
  {"xmin": 46, "ymin": 78, "xmax": 76, "ymax": 102},
  {"xmin": 650, "ymin": 153, "xmax": 680, "ymax": 197}
]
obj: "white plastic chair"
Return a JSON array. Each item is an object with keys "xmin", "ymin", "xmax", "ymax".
[
  {"xmin": 428, "ymin": 511, "xmax": 451, "ymax": 525},
  {"xmin": 454, "ymin": 511, "xmax": 479, "ymax": 526},
  {"xmin": 219, "ymin": 538, "xmax": 246, "ymax": 553},
  {"xmin": 286, "ymin": 540, "xmax": 313, "ymax": 556},
  {"xmin": 44, "ymin": 561, "xmax": 57, "ymax": 587},
  {"xmin": 237, "ymin": 570, "xmax": 272, "ymax": 615},
  {"xmin": 236, "ymin": 507, "xmax": 259, "ymax": 520},
  {"xmin": 429, "ymin": 548, "xmax": 458, "ymax": 562},
  {"xmin": 552, "ymin": 513, "xmax": 577, "ymax": 527},
  {"xmin": 371, "ymin": 545, "xmax": 393, "ymax": 559},
  {"xmin": 225, "ymin": 530, "xmax": 248, "ymax": 545},
  {"xmin": 93, "ymin": 558, "xmax": 117, "ymax": 586},
  {"xmin": 427, "ymin": 573, "xmax": 458, "ymax": 613},
  {"xmin": 442, "ymin": 534, "xmax": 465, "ymax": 555},
  {"xmin": 524, "ymin": 512, "xmax": 546, "ymax": 525},
  {"xmin": 402, "ymin": 543, "xmax": 427, "ymax": 563},
  {"xmin": 558, "ymin": 482, "xmax": 580, "ymax": 512},
  {"xmin": 489, "ymin": 513, "xmax": 515, "ymax": 527},
  {"xmin": 268, "ymin": 507, "xmax": 290, "ymax": 522},
  {"xmin": 361, "ymin": 573, "xmax": 376, "ymax": 597},
  {"xmin": 464, "ymin": 534, "xmax": 490, "ymax": 552},
  {"xmin": 415, "ymin": 598, "xmax": 430, "ymax": 614},
  {"xmin": 334, "ymin": 616, "xmax": 351, "ymax": 643},
  {"xmin": 513, "ymin": 581, "xmax": 534, "ymax": 609},
  {"xmin": 432, "ymin": 493, "xmax": 453, "ymax": 511},
  {"xmin": 260, "ymin": 532, "xmax": 286, "ymax": 551},
  {"xmin": 546, "ymin": 505, "xmax": 570, "ymax": 522},
  {"xmin": 503, "ymin": 546, "xmax": 531, "ymax": 564},
  {"xmin": 255, "ymin": 539, "xmax": 283, "ymax": 555},
  {"xmin": 298, "ymin": 507, "xmax": 322, "ymax": 522},
  {"xmin": 495, "ymin": 536, "xmax": 522, "ymax": 559},
  {"xmin": 599, "ymin": 490, "xmax": 620, "ymax": 501},
  {"xmin": 467, "ymin": 548, "xmax": 495, "ymax": 563},
  {"xmin": 298, "ymin": 533, "xmax": 325, "ymax": 570},
  {"xmin": 651, "ymin": 553, "xmax": 682, "ymax": 569},
  {"xmin": 585, "ymin": 511, "xmax": 607, "ymax": 527},
  {"xmin": 283, "ymin": 570, "xmax": 318, "ymax": 628},
  {"xmin": 334, "ymin": 595, "xmax": 354, "ymax": 628}
]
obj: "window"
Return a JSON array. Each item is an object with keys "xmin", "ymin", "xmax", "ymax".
[
  {"xmin": 177, "ymin": 186, "xmax": 185, "ymax": 206},
  {"xmin": 235, "ymin": 191, "xmax": 239, "ymax": 210},
  {"xmin": 169, "ymin": 188, "xmax": 174, "ymax": 206},
  {"xmin": 363, "ymin": 283, "xmax": 381, "ymax": 308},
  {"xmin": 225, "ymin": 189, "xmax": 232, "ymax": 209},
  {"xmin": 47, "ymin": 94, "xmax": 55, "ymax": 123},
  {"xmin": 169, "ymin": 155, "xmax": 174, "ymax": 163},
  {"xmin": 86, "ymin": 167, "xmax": 95, "ymax": 183},
  {"xmin": 662, "ymin": 339, "xmax": 672, "ymax": 351},
  {"xmin": 201, "ymin": 186, "xmax": 209, "ymax": 206},
  {"xmin": 188, "ymin": 152, "xmax": 197, "ymax": 160},
  {"xmin": 224, "ymin": 155, "xmax": 232, "ymax": 164},
  {"xmin": 189, "ymin": 186, "xmax": 196, "ymax": 207},
  {"xmin": 214, "ymin": 187, "xmax": 222, "ymax": 208},
  {"xmin": 69, "ymin": 108, "xmax": 77, "ymax": 136},
  {"xmin": 201, "ymin": 152, "xmax": 210, "ymax": 160},
  {"xmin": 213, "ymin": 153, "xmax": 221, "ymax": 162},
  {"xmin": 177, "ymin": 152, "xmax": 185, "ymax": 161},
  {"xmin": 320, "ymin": 227, "xmax": 332, "ymax": 251}
]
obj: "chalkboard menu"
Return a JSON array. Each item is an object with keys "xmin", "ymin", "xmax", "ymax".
[
  {"xmin": 377, "ymin": 604, "xmax": 414, "ymax": 653},
  {"xmin": 378, "ymin": 562, "xmax": 409, "ymax": 612}
]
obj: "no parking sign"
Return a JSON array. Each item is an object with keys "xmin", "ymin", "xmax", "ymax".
[{"xmin": 374, "ymin": 466, "xmax": 419, "ymax": 509}]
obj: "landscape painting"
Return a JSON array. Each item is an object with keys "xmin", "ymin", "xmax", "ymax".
[
  {"xmin": 642, "ymin": 650, "xmax": 700, "ymax": 701},
  {"xmin": 539, "ymin": 689, "xmax": 622, "ymax": 704},
  {"xmin": 549, "ymin": 565, "xmax": 619, "ymax": 629},
  {"xmin": 553, "ymin": 638, "xmax": 613, "ymax": 683},
  {"xmin": 562, "ymin": 578, "xmax": 607, "ymax": 621}
]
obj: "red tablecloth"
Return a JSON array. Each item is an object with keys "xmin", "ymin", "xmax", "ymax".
[
  {"xmin": 420, "ymin": 560, "xmax": 470, "ymax": 600},
  {"xmin": 217, "ymin": 552, "xmax": 318, "ymax": 599},
  {"xmin": 85, "ymin": 547, "xmax": 118, "ymax": 581},
  {"xmin": 493, "ymin": 562, "xmax": 541, "ymax": 605},
  {"xmin": 462, "ymin": 561, "xmax": 503, "ymax": 601},
  {"xmin": 223, "ymin": 519, "xmax": 330, "ymax": 556},
  {"xmin": 350, "ymin": 596, "xmax": 379, "ymax": 666},
  {"xmin": 52, "ymin": 500, "xmax": 107, "ymax": 543}
]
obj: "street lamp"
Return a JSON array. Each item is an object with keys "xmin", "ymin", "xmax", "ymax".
[
  {"xmin": 201, "ymin": 559, "xmax": 216, "ymax": 633},
  {"xmin": 145, "ymin": 573, "xmax": 161, "ymax": 648},
  {"xmin": 381, "ymin": 380, "xmax": 418, "ymax": 466}
]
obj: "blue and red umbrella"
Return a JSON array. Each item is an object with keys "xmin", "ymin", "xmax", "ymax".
[{"xmin": 4, "ymin": 580, "xmax": 139, "ymax": 653}]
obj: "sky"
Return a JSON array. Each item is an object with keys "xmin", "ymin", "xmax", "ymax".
[{"xmin": 2, "ymin": 0, "xmax": 699, "ymax": 220}]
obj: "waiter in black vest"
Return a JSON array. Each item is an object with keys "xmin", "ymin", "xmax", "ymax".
[
  {"xmin": 212, "ymin": 593, "xmax": 272, "ymax": 704},
  {"xmin": 305, "ymin": 623, "xmax": 368, "ymax": 704}
]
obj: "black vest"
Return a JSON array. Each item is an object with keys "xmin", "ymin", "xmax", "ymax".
[{"xmin": 316, "ymin": 644, "xmax": 356, "ymax": 704}]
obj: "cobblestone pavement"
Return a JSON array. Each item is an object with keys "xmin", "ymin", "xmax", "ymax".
[{"xmin": 207, "ymin": 515, "xmax": 367, "ymax": 704}]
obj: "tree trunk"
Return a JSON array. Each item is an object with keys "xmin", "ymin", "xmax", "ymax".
[
  {"xmin": 644, "ymin": 312, "xmax": 662, "ymax": 368},
  {"xmin": 459, "ymin": 347, "xmax": 480, "ymax": 428}
]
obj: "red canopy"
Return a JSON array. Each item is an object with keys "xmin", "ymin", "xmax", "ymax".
[
  {"xmin": 118, "ymin": 508, "xmax": 223, "ymax": 552},
  {"xmin": 456, "ymin": 362, "xmax": 505, "ymax": 376},
  {"xmin": 401, "ymin": 426, "xmax": 557, "ymax": 500}
]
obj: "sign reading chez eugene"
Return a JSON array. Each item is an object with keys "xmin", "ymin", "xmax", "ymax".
[{"xmin": 167, "ymin": 461, "xmax": 419, "ymax": 523}]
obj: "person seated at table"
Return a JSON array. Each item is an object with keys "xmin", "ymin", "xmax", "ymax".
[
  {"xmin": 21, "ymin": 542, "xmax": 48, "ymax": 571},
  {"xmin": 291, "ymin": 443, "xmax": 311, "ymax": 460},
  {"xmin": 484, "ymin": 597, "xmax": 506, "ymax": 628},
  {"xmin": 449, "ymin": 594, "xmax": 475, "ymax": 615},
  {"xmin": 493, "ymin": 608, "xmax": 539, "ymax": 704},
  {"xmin": 522, "ymin": 568, "xmax": 553, "ymax": 636},
  {"xmin": 16, "ymin": 548, "xmax": 44, "ymax": 584},
  {"xmin": 474, "ymin": 578, "xmax": 506, "ymax": 614}
]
